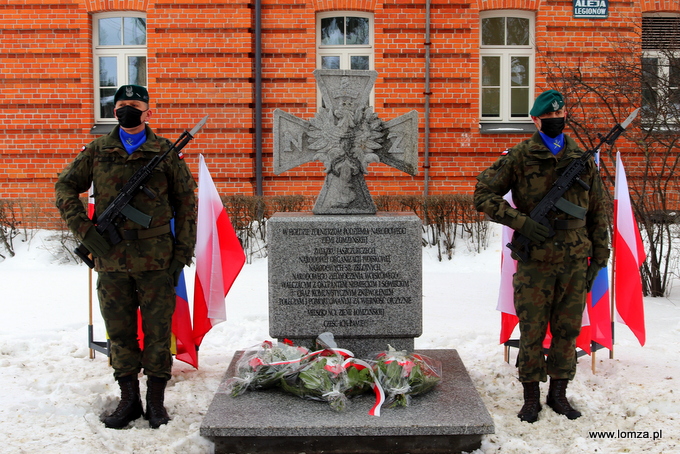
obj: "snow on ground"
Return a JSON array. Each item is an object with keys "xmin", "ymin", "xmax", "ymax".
[{"xmin": 0, "ymin": 227, "xmax": 678, "ymax": 453}]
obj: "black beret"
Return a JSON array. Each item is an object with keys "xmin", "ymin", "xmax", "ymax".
[{"xmin": 114, "ymin": 85, "xmax": 149, "ymax": 104}]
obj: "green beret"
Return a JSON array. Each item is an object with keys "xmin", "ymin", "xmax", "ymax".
[
  {"xmin": 530, "ymin": 89, "xmax": 564, "ymax": 117},
  {"xmin": 114, "ymin": 85, "xmax": 149, "ymax": 104}
]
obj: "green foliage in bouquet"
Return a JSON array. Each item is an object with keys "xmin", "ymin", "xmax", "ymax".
[
  {"xmin": 280, "ymin": 353, "xmax": 374, "ymax": 412},
  {"xmin": 373, "ymin": 350, "xmax": 442, "ymax": 408},
  {"xmin": 226, "ymin": 340, "xmax": 309, "ymax": 397}
]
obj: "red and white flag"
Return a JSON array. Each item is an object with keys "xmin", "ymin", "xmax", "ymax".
[
  {"xmin": 497, "ymin": 193, "xmax": 595, "ymax": 353},
  {"xmin": 613, "ymin": 152, "xmax": 646, "ymax": 346},
  {"xmin": 193, "ymin": 154, "xmax": 246, "ymax": 348},
  {"xmin": 497, "ymin": 195, "xmax": 519, "ymax": 344}
]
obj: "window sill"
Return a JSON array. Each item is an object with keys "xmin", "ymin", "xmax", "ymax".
[
  {"xmin": 641, "ymin": 123, "xmax": 680, "ymax": 133},
  {"xmin": 479, "ymin": 122, "xmax": 535, "ymax": 134},
  {"xmin": 90, "ymin": 123, "xmax": 116, "ymax": 135}
]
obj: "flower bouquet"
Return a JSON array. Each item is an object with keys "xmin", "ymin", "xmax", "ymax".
[
  {"xmin": 372, "ymin": 348, "xmax": 442, "ymax": 408},
  {"xmin": 279, "ymin": 349, "xmax": 375, "ymax": 412},
  {"xmin": 225, "ymin": 339, "xmax": 310, "ymax": 397}
]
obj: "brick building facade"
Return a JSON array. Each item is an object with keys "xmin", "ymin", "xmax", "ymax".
[{"xmin": 1, "ymin": 0, "xmax": 675, "ymax": 229}]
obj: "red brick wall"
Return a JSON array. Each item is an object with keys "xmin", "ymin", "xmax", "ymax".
[{"xmin": 0, "ymin": 0, "xmax": 670, "ymax": 229}]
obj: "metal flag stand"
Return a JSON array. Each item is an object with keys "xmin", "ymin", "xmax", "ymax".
[
  {"xmin": 504, "ymin": 339, "xmax": 611, "ymax": 374},
  {"xmin": 88, "ymin": 266, "xmax": 110, "ymax": 359}
]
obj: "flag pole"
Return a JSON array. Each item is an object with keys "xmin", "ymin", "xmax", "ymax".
[
  {"xmin": 610, "ymin": 245, "xmax": 616, "ymax": 360},
  {"xmin": 611, "ymin": 152, "xmax": 618, "ymax": 360},
  {"xmin": 88, "ymin": 267, "xmax": 94, "ymax": 359},
  {"xmin": 609, "ymin": 152, "xmax": 618, "ymax": 361},
  {"xmin": 591, "ymin": 342, "xmax": 596, "ymax": 374}
]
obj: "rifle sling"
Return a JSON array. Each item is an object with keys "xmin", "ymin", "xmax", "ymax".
[
  {"xmin": 554, "ymin": 197, "xmax": 586, "ymax": 220},
  {"xmin": 119, "ymin": 223, "xmax": 171, "ymax": 240}
]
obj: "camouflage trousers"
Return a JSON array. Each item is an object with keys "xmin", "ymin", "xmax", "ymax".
[
  {"xmin": 97, "ymin": 269, "xmax": 175, "ymax": 381},
  {"xmin": 513, "ymin": 257, "xmax": 588, "ymax": 383}
]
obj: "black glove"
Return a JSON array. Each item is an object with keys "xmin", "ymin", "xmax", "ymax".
[
  {"xmin": 168, "ymin": 259, "xmax": 184, "ymax": 287},
  {"xmin": 518, "ymin": 217, "xmax": 549, "ymax": 244},
  {"xmin": 586, "ymin": 263, "xmax": 603, "ymax": 293},
  {"xmin": 81, "ymin": 226, "xmax": 111, "ymax": 258}
]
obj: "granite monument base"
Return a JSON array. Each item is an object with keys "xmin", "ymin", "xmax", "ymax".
[{"xmin": 200, "ymin": 349, "xmax": 494, "ymax": 454}]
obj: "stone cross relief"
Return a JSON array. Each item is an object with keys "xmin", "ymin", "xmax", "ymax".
[{"xmin": 273, "ymin": 70, "xmax": 419, "ymax": 214}]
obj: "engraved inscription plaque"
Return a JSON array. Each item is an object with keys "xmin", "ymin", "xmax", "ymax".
[{"xmin": 268, "ymin": 212, "xmax": 422, "ymax": 354}]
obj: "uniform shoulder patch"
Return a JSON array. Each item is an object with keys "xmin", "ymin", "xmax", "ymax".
[{"xmin": 501, "ymin": 148, "xmax": 510, "ymax": 155}]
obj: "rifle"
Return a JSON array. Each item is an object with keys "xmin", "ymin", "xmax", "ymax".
[
  {"xmin": 507, "ymin": 108, "xmax": 639, "ymax": 262},
  {"xmin": 75, "ymin": 115, "xmax": 209, "ymax": 268}
]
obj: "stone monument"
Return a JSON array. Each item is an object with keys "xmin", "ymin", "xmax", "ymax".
[
  {"xmin": 269, "ymin": 69, "xmax": 421, "ymax": 356},
  {"xmin": 200, "ymin": 70, "xmax": 494, "ymax": 453}
]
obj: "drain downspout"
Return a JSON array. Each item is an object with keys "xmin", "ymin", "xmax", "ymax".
[
  {"xmin": 424, "ymin": 0, "xmax": 432, "ymax": 209},
  {"xmin": 255, "ymin": 0, "xmax": 263, "ymax": 196}
]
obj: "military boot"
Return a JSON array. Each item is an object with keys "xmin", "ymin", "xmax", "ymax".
[
  {"xmin": 517, "ymin": 381, "xmax": 542, "ymax": 423},
  {"xmin": 102, "ymin": 375, "xmax": 144, "ymax": 429},
  {"xmin": 547, "ymin": 378, "xmax": 581, "ymax": 420},
  {"xmin": 145, "ymin": 376, "xmax": 170, "ymax": 428}
]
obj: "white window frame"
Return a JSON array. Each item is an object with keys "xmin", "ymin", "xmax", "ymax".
[
  {"xmin": 93, "ymin": 12, "xmax": 147, "ymax": 124},
  {"xmin": 479, "ymin": 10, "xmax": 535, "ymax": 123},
  {"xmin": 317, "ymin": 11, "xmax": 373, "ymax": 70},
  {"xmin": 316, "ymin": 11, "xmax": 374, "ymax": 106},
  {"xmin": 642, "ymin": 13, "xmax": 680, "ymax": 126}
]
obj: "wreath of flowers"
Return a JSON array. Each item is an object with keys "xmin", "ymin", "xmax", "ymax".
[
  {"xmin": 371, "ymin": 348, "xmax": 442, "ymax": 408},
  {"xmin": 225, "ymin": 339, "xmax": 309, "ymax": 397},
  {"xmin": 226, "ymin": 337, "xmax": 441, "ymax": 416}
]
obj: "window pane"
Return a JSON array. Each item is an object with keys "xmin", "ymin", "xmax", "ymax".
[
  {"xmin": 669, "ymin": 89, "xmax": 680, "ymax": 116},
  {"xmin": 669, "ymin": 57, "xmax": 680, "ymax": 88},
  {"xmin": 511, "ymin": 87, "xmax": 529, "ymax": 117},
  {"xmin": 482, "ymin": 17, "xmax": 505, "ymax": 45},
  {"xmin": 482, "ymin": 88, "xmax": 500, "ymax": 117},
  {"xmin": 481, "ymin": 56, "xmax": 501, "ymax": 86},
  {"xmin": 511, "ymin": 56, "xmax": 529, "ymax": 86},
  {"xmin": 128, "ymin": 56, "xmax": 147, "ymax": 85},
  {"xmin": 98, "ymin": 18, "xmax": 121, "ymax": 46},
  {"xmin": 642, "ymin": 57, "xmax": 659, "ymax": 88},
  {"xmin": 351, "ymin": 55, "xmax": 369, "ymax": 70},
  {"xmin": 507, "ymin": 17, "xmax": 530, "ymax": 46},
  {"xmin": 124, "ymin": 17, "xmax": 146, "ymax": 45},
  {"xmin": 100, "ymin": 87, "xmax": 116, "ymax": 118},
  {"xmin": 346, "ymin": 17, "xmax": 369, "ymax": 45},
  {"xmin": 642, "ymin": 57, "xmax": 658, "ymax": 113},
  {"xmin": 321, "ymin": 56, "xmax": 340, "ymax": 69},
  {"xmin": 642, "ymin": 86, "xmax": 657, "ymax": 113},
  {"xmin": 99, "ymin": 56, "xmax": 117, "ymax": 87},
  {"xmin": 321, "ymin": 17, "xmax": 344, "ymax": 45}
]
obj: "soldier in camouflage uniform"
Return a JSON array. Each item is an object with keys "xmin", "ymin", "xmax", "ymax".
[
  {"xmin": 474, "ymin": 90, "xmax": 610, "ymax": 423},
  {"xmin": 55, "ymin": 85, "xmax": 197, "ymax": 429}
]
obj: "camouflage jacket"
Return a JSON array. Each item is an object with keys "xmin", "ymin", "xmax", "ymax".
[
  {"xmin": 474, "ymin": 132, "xmax": 610, "ymax": 265},
  {"xmin": 55, "ymin": 125, "xmax": 197, "ymax": 272}
]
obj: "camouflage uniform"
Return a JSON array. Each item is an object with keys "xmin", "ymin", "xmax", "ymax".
[
  {"xmin": 474, "ymin": 131, "xmax": 609, "ymax": 383},
  {"xmin": 55, "ymin": 125, "xmax": 197, "ymax": 380}
]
